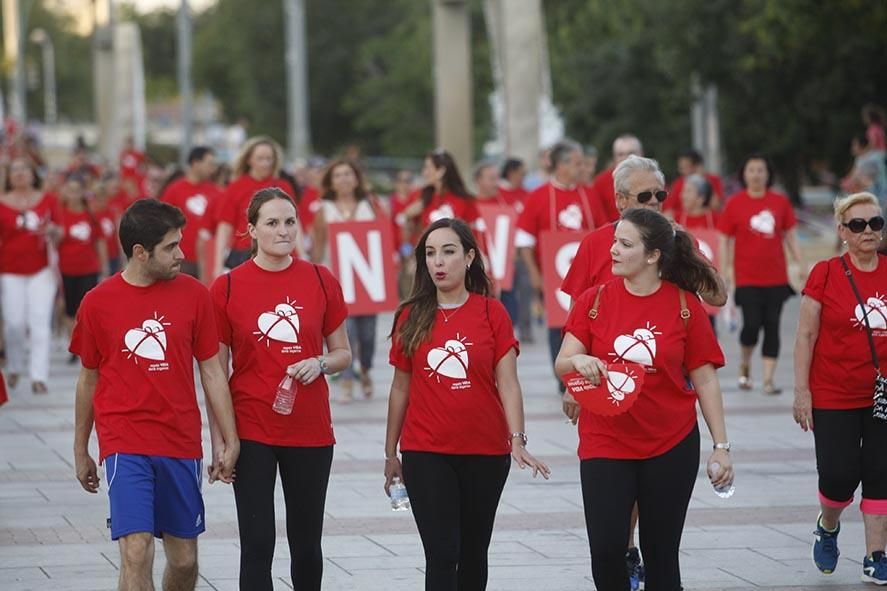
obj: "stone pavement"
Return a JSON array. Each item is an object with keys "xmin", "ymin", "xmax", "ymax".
[{"xmin": 0, "ymin": 294, "xmax": 878, "ymax": 590}]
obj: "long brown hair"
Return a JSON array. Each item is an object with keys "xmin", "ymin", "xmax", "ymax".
[
  {"xmin": 420, "ymin": 148, "xmax": 473, "ymax": 208},
  {"xmin": 246, "ymin": 187, "xmax": 297, "ymax": 257},
  {"xmin": 320, "ymin": 159, "xmax": 369, "ymax": 202},
  {"xmin": 232, "ymin": 136, "xmax": 283, "ymax": 179},
  {"xmin": 390, "ymin": 218, "xmax": 491, "ymax": 357}
]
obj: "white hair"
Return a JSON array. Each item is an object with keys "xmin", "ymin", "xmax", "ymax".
[{"xmin": 613, "ymin": 155, "xmax": 665, "ymax": 194}]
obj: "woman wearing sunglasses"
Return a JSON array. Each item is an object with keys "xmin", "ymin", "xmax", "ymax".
[
  {"xmin": 718, "ymin": 153, "xmax": 804, "ymax": 394},
  {"xmin": 793, "ymin": 192, "xmax": 887, "ymax": 583}
]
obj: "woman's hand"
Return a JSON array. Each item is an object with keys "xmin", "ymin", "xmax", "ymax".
[
  {"xmin": 562, "ymin": 391, "xmax": 580, "ymax": 425},
  {"xmin": 287, "ymin": 357, "xmax": 322, "ymax": 385},
  {"xmin": 706, "ymin": 449, "xmax": 734, "ymax": 489},
  {"xmin": 571, "ymin": 354, "xmax": 608, "ymax": 386},
  {"xmin": 511, "ymin": 444, "xmax": 551, "ymax": 480},
  {"xmin": 383, "ymin": 456, "xmax": 404, "ymax": 496},
  {"xmin": 793, "ymin": 386, "xmax": 814, "ymax": 432}
]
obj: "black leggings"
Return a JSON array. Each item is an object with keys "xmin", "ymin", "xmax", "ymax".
[
  {"xmin": 61, "ymin": 273, "xmax": 98, "ymax": 318},
  {"xmin": 233, "ymin": 440, "xmax": 333, "ymax": 591},
  {"xmin": 813, "ymin": 407, "xmax": 887, "ymax": 508},
  {"xmin": 401, "ymin": 451, "xmax": 511, "ymax": 591},
  {"xmin": 581, "ymin": 426, "xmax": 699, "ymax": 591},
  {"xmin": 735, "ymin": 285, "xmax": 792, "ymax": 358}
]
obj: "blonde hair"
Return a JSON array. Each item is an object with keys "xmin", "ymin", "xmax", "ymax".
[
  {"xmin": 232, "ymin": 136, "xmax": 283, "ymax": 179},
  {"xmin": 834, "ymin": 192, "xmax": 881, "ymax": 223}
]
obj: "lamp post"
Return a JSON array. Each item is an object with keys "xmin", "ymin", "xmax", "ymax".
[{"xmin": 29, "ymin": 27, "xmax": 56, "ymax": 125}]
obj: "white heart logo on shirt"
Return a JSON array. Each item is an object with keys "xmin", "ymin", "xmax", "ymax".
[
  {"xmin": 426, "ymin": 338, "xmax": 470, "ymax": 380},
  {"xmin": 255, "ymin": 302, "xmax": 301, "ymax": 344},
  {"xmin": 428, "ymin": 203, "xmax": 456, "ymax": 223},
  {"xmin": 69, "ymin": 221, "xmax": 92, "ymax": 242},
  {"xmin": 607, "ymin": 370, "xmax": 638, "ymax": 402},
  {"xmin": 612, "ymin": 325, "xmax": 660, "ymax": 366},
  {"xmin": 123, "ymin": 317, "xmax": 169, "ymax": 361},
  {"xmin": 557, "ymin": 203, "xmax": 583, "ymax": 230},
  {"xmin": 854, "ymin": 296, "xmax": 887, "ymax": 330},
  {"xmin": 185, "ymin": 194, "xmax": 208, "ymax": 216},
  {"xmin": 16, "ymin": 210, "xmax": 41, "ymax": 231},
  {"xmin": 100, "ymin": 218, "xmax": 115, "ymax": 237},
  {"xmin": 749, "ymin": 210, "xmax": 775, "ymax": 236}
]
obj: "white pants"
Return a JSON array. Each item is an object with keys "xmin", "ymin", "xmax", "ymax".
[{"xmin": 1, "ymin": 268, "xmax": 55, "ymax": 382}]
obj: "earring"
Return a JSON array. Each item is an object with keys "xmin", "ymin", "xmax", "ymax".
[
  {"xmin": 466, "ymin": 264, "xmax": 471, "ymax": 269},
  {"xmin": 842, "ymin": 240, "xmax": 848, "ymax": 246}
]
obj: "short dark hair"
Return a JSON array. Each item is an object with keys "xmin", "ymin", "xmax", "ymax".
[
  {"xmin": 548, "ymin": 139, "xmax": 582, "ymax": 172},
  {"xmin": 737, "ymin": 152, "xmax": 776, "ymax": 188},
  {"xmin": 500, "ymin": 157, "xmax": 524, "ymax": 180},
  {"xmin": 119, "ymin": 199, "xmax": 186, "ymax": 259},
  {"xmin": 187, "ymin": 146, "xmax": 214, "ymax": 165},
  {"xmin": 678, "ymin": 149, "xmax": 703, "ymax": 166}
]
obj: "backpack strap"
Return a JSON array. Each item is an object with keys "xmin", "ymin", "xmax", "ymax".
[
  {"xmin": 588, "ymin": 284, "xmax": 605, "ymax": 319},
  {"xmin": 226, "ymin": 272, "xmax": 231, "ymax": 304},
  {"xmin": 313, "ymin": 263, "xmax": 328, "ymax": 300},
  {"xmin": 679, "ymin": 290, "xmax": 690, "ymax": 329}
]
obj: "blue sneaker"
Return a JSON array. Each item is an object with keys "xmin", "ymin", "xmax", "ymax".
[
  {"xmin": 812, "ymin": 514, "xmax": 840, "ymax": 574},
  {"xmin": 862, "ymin": 552, "xmax": 887, "ymax": 585},
  {"xmin": 626, "ymin": 547, "xmax": 642, "ymax": 591}
]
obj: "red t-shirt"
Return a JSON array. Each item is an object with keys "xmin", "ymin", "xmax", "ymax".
[
  {"xmin": 298, "ymin": 185, "xmax": 321, "ymax": 232},
  {"xmin": 389, "ymin": 294, "xmax": 518, "ymax": 455},
  {"xmin": 717, "ymin": 190, "xmax": 796, "ymax": 287},
  {"xmin": 57, "ymin": 208, "xmax": 101, "ymax": 275},
  {"xmin": 210, "ymin": 259, "xmax": 348, "ymax": 447},
  {"xmin": 587, "ymin": 168, "xmax": 621, "ymax": 224},
  {"xmin": 564, "ymin": 279, "xmax": 724, "ymax": 459},
  {"xmin": 160, "ymin": 178, "xmax": 221, "ymax": 262},
  {"xmin": 516, "ymin": 182, "xmax": 598, "ymax": 250},
  {"xmin": 561, "ymin": 223, "xmax": 617, "ymax": 298},
  {"xmin": 389, "ymin": 193, "xmax": 412, "ymax": 246},
  {"xmin": 803, "ymin": 254, "xmax": 887, "ymax": 409},
  {"xmin": 94, "ymin": 203, "xmax": 121, "ymax": 261},
  {"xmin": 0, "ymin": 193, "xmax": 57, "ymax": 275},
  {"xmin": 664, "ymin": 174, "xmax": 725, "ymax": 214},
  {"xmin": 120, "ymin": 148, "xmax": 145, "ymax": 180},
  {"xmin": 417, "ymin": 191, "xmax": 481, "ymax": 230},
  {"xmin": 69, "ymin": 274, "xmax": 219, "ymax": 461},
  {"xmin": 219, "ymin": 175, "xmax": 297, "ymax": 251},
  {"xmin": 677, "ymin": 210, "xmax": 719, "ymax": 230},
  {"xmin": 498, "ymin": 185, "xmax": 528, "ymax": 214}
]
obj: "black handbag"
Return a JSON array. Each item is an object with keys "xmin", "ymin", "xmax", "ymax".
[{"xmin": 839, "ymin": 256, "xmax": 887, "ymax": 422}]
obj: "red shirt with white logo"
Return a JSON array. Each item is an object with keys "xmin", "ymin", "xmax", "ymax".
[
  {"xmin": 803, "ymin": 254, "xmax": 887, "ymax": 410},
  {"xmin": 717, "ymin": 190, "xmax": 796, "ymax": 287},
  {"xmin": 564, "ymin": 279, "xmax": 724, "ymax": 459},
  {"xmin": 219, "ymin": 175, "xmax": 297, "ymax": 251},
  {"xmin": 210, "ymin": 259, "xmax": 348, "ymax": 447},
  {"xmin": 0, "ymin": 193, "xmax": 57, "ymax": 275},
  {"xmin": 561, "ymin": 223, "xmax": 616, "ymax": 298},
  {"xmin": 297, "ymin": 185, "xmax": 321, "ymax": 233},
  {"xmin": 676, "ymin": 210, "xmax": 719, "ymax": 230},
  {"xmin": 94, "ymin": 202, "xmax": 121, "ymax": 261},
  {"xmin": 389, "ymin": 294, "xmax": 518, "ymax": 455},
  {"xmin": 57, "ymin": 207, "xmax": 101, "ymax": 275},
  {"xmin": 69, "ymin": 274, "xmax": 219, "ymax": 461},
  {"xmin": 587, "ymin": 168, "xmax": 621, "ymax": 224},
  {"xmin": 160, "ymin": 178, "xmax": 221, "ymax": 262},
  {"xmin": 119, "ymin": 148, "xmax": 145, "ymax": 180},
  {"xmin": 417, "ymin": 191, "xmax": 481, "ymax": 230},
  {"xmin": 498, "ymin": 185, "xmax": 528, "ymax": 213},
  {"xmin": 515, "ymin": 182, "xmax": 598, "ymax": 257},
  {"xmin": 664, "ymin": 174, "xmax": 725, "ymax": 215},
  {"xmin": 389, "ymin": 193, "xmax": 412, "ymax": 247}
]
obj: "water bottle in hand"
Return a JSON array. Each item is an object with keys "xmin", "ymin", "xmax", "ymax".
[
  {"xmin": 709, "ymin": 462, "xmax": 735, "ymax": 498},
  {"xmin": 272, "ymin": 375, "xmax": 297, "ymax": 415},
  {"xmin": 389, "ymin": 477, "xmax": 410, "ymax": 511}
]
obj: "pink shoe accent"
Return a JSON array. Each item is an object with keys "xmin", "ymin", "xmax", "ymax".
[
  {"xmin": 861, "ymin": 498, "xmax": 887, "ymax": 515},
  {"xmin": 819, "ymin": 491, "xmax": 853, "ymax": 509}
]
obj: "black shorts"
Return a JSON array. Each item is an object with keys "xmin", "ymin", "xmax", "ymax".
[{"xmin": 62, "ymin": 273, "xmax": 99, "ymax": 318}]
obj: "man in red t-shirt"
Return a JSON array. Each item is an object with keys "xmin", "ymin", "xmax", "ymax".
[
  {"xmin": 663, "ymin": 149, "xmax": 724, "ymax": 216},
  {"xmin": 71, "ymin": 199, "xmax": 239, "ymax": 590},
  {"xmin": 588, "ymin": 134, "xmax": 644, "ymax": 225},
  {"xmin": 159, "ymin": 146, "xmax": 221, "ymax": 280}
]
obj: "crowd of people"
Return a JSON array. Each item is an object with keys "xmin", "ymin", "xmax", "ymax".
[{"xmin": 0, "ymin": 105, "xmax": 886, "ymax": 590}]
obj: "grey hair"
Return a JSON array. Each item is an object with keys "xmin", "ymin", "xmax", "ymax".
[
  {"xmin": 613, "ymin": 155, "xmax": 666, "ymax": 194},
  {"xmin": 473, "ymin": 159, "xmax": 498, "ymax": 181},
  {"xmin": 549, "ymin": 139, "xmax": 583, "ymax": 171},
  {"xmin": 613, "ymin": 134, "xmax": 643, "ymax": 154},
  {"xmin": 685, "ymin": 173, "xmax": 713, "ymax": 205}
]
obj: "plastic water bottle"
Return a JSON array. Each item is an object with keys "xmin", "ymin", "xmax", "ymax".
[
  {"xmin": 389, "ymin": 477, "xmax": 410, "ymax": 511},
  {"xmin": 272, "ymin": 375, "xmax": 297, "ymax": 415},
  {"xmin": 709, "ymin": 462, "xmax": 735, "ymax": 498}
]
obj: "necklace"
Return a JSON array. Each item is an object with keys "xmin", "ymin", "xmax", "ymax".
[{"xmin": 438, "ymin": 295, "xmax": 469, "ymax": 323}]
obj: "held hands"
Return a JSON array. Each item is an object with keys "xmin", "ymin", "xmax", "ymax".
[
  {"xmin": 287, "ymin": 357, "xmax": 322, "ymax": 385},
  {"xmin": 208, "ymin": 438, "xmax": 240, "ymax": 484},
  {"xmin": 75, "ymin": 451, "xmax": 100, "ymax": 493},
  {"xmin": 383, "ymin": 456, "xmax": 404, "ymax": 496},
  {"xmin": 511, "ymin": 441, "xmax": 551, "ymax": 480},
  {"xmin": 706, "ymin": 449, "xmax": 734, "ymax": 489},
  {"xmin": 792, "ymin": 387, "xmax": 814, "ymax": 432}
]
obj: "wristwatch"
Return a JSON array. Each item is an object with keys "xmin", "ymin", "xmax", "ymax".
[
  {"xmin": 317, "ymin": 356, "xmax": 330, "ymax": 375},
  {"xmin": 511, "ymin": 432, "xmax": 528, "ymax": 446},
  {"xmin": 713, "ymin": 442, "xmax": 731, "ymax": 452}
]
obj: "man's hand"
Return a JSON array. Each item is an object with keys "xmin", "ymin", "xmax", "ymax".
[{"xmin": 75, "ymin": 451, "xmax": 100, "ymax": 493}]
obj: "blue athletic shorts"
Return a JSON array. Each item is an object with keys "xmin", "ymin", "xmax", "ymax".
[{"xmin": 104, "ymin": 453, "xmax": 205, "ymax": 540}]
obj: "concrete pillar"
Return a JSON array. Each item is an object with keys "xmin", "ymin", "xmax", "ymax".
[
  {"xmin": 690, "ymin": 72, "xmax": 722, "ymax": 175},
  {"xmin": 93, "ymin": 0, "xmax": 115, "ymax": 161},
  {"xmin": 177, "ymin": 0, "xmax": 193, "ymax": 166},
  {"xmin": 432, "ymin": 0, "xmax": 472, "ymax": 176},
  {"xmin": 3, "ymin": 0, "xmax": 27, "ymax": 123},
  {"xmin": 284, "ymin": 0, "xmax": 311, "ymax": 160},
  {"xmin": 485, "ymin": 0, "xmax": 543, "ymax": 167}
]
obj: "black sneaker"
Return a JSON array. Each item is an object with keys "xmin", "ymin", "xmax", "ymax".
[{"xmin": 626, "ymin": 547, "xmax": 643, "ymax": 590}]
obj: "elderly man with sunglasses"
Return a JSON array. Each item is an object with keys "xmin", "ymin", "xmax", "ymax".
[{"xmin": 560, "ymin": 154, "xmax": 727, "ymax": 591}]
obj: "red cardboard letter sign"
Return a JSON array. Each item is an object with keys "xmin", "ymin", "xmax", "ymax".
[
  {"xmin": 539, "ymin": 230, "xmax": 590, "ymax": 328},
  {"xmin": 328, "ymin": 221, "xmax": 399, "ymax": 316},
  {"xmin": 478, "ymin": 203, "xmax": 518, "ymax": 290}
]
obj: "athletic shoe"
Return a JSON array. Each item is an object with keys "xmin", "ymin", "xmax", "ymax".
[
  {"xmin": 626, "ymin": 547, "xmax": 642, "ymax": 591},
  {"xmin": 862, "ymin": 552, "xmax": 887, "ymax": 585},
  {"xmin": 812, "ymin": 514, "xmax": 840, "ymax": 574}
]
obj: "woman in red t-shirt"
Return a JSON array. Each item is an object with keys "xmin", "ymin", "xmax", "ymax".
[
  {"xmin": 718, "ymin": 153, "xmax": 804, "ymax": 394},
  {"xmin": 210, "ymin": 188, "xmax": 352, "ymax": 590},
  {"xmin": 213, "ymin": 136, "xmax": 301, "ymax": 278},
  {"xmin": 384, "ymin": 218, "xmax": 549, "ymax": 589},
  {"xmin": 555, "ymin": 208, "xmax": 733, "ymax": 591},
  {"xmin": 389, "ymin": 168, "xmax": 416, "ymax": 299},
  {"xmin": 0, "ymin": 158, "xmax": 58, "ymax": 393},
  {"xmin": 793, "ymin": 192, "xmax": 887, "ymax": 580},
  {"xmin": 57, "ymin": 174, "xmax": 108, "ymax": 336}
]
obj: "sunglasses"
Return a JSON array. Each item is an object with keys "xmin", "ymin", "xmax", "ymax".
[
  {"xmin": 625, "ymin": 190, "xmax": 668, "ymax": 204},
  {"xmin": 842, "ymin": 216, "xmax": 885, "ymax": 233}
]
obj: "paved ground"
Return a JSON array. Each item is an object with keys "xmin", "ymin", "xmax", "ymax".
[{"xmin": 1, "ymin": 253, "xmax": 879, "ymax": 589}]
